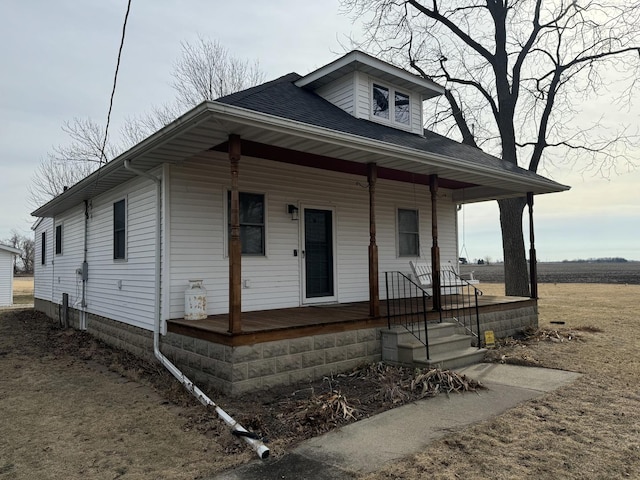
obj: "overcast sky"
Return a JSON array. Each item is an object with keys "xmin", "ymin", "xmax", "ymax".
[{"xmin": 1, "ymin": 1, "xmax": 638, "ymax": 261}]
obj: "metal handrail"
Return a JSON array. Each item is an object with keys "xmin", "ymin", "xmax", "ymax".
[
  {"xmin": 439, "ymin": 268, "xmax": 483, "ymax": 348},
  {"xmin": 385, "ymin": 271, "xmax": 432, "ymax": 359}
]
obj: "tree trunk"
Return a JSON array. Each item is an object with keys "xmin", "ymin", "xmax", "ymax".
[{"xmin": 498, "ymin": 197, "xmax": 530, "ymax": 297}]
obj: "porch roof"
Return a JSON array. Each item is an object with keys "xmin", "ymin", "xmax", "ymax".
[{"xmin": 32, "ymin": 74, "xmax": 568, "ymax": 218}]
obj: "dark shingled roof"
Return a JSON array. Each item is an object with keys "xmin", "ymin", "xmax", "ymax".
[{"xmin": 216, "ymin": 73, "xmax": 541, "ymax": 180}]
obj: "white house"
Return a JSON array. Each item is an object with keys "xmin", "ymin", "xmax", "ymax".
[
  {"xmin": 0, "ymin": 244, "xmax": 21, "ymax": 306},
  {"xmin": 32, "ymin": 51, "xmax": 568, "ymax": 394}
]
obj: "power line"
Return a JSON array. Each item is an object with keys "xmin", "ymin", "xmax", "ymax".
[{"xmin": 99, "ymin": 0, "xmax": 133, "ymax": 166}]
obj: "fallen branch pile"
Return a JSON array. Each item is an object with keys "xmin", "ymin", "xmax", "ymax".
[{"xmin": 411, "ymin": 368, "xmax": 484, "ymax": 398}]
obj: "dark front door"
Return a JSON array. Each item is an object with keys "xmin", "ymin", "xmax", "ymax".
[{"xmin": 304, "ymin": 208, "xmax": 334, "ymax": 299}]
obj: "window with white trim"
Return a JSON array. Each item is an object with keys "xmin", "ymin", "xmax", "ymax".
[
  {"xmin": 41, "ymin": 231, "xmax": 46, "ymax": 265},
  {"xmin": 55, "ymin": 224, "xmax": 62, "ymax": 255},
  {"xmin": 113, "ymin": 199, "xmax": 126, "ymax": 260},
  {"xmin": 227, "ymin": 191, "xmax": 265, "ymax": 256},
  {"xmin": 398, "ymin": 208, "xmax": 419, "ymax": 257},
  {"xmin": 372, "ymin": 83, "xmax": 411, "ymax": 127}
]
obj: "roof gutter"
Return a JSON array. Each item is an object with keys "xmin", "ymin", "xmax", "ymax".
[
  {"xmin": 123, "ymin": 159, "xmax": 269, "ymax": 460},
  {"xmin": 33, "ymin": 99, "xmax": 567, "ymax": 218}
]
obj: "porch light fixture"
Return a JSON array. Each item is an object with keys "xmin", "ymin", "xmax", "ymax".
[{"xmin": 287, "ymin": 204, "xmax": 299, "ymax": 220}]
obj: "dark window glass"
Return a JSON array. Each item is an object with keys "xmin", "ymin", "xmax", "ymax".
[
  {"xmin": 228, "ymin": 192, "xmax": 265, "ymax": 255},
  {"xmin": 372, "ymin": 84, "xmax": 389, "ymax": 119},
  {"xmin": 55, "ymin": 225, "xmax": 62, "ymax": 255},
  {"xmin": 113, "ymin": 199, "xmax": 126, "ymax": 260},
  {"xmin": 395, "ymin": 91, "xmax": 410, "ymax": 125},
  {"xmin": 41, "ymin": 232, "xmax": 46, "ymax": 265},
  {"xmin": 398, "ymin": 209, "xmax": 419, "ymax": 256}
]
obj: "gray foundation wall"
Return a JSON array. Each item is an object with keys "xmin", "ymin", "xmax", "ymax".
[
  {"xmin": 479, "ymin": 303, "xmax": 538, "ymax": 339},
  {"xmin": 33, "ymin": 298, "xmax": 535, "ymax": 395},
  {"xmin": 34, "ymin": 299, "xmax": 382, "ymax": 395},
  {"xmin": 162, "ymin": 329, "xmax": 381, "ymax": 395}
]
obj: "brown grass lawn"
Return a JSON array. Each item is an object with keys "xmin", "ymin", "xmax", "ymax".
[
  {"xmin": 1, "ymin": 283, "xmax": 639, "ymax": 479},
  {"xmin": 360, "ymin": 283, "xmax": 640, "ymax": 480},
  {"xmin": 12, "ymin": 276, "xmax": 34, "ymax": 305}
]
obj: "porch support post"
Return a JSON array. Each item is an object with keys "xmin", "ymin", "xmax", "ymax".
[
  {"xmin": 229, "ymin": 134, "xmax": 242, "ymax": 333},
  {"xmin": 527, "ymin": 192, "xmax": 538, "ymax": 299},
  {"xmin": 367, "ymin": 163, "xmax": 380, "ymax": 317},
  {"xmin": 430, "ymin": 175, "xmax": 442, "ymax": 311}
]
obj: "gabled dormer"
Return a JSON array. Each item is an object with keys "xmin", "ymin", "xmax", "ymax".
[{"xmin": 295, "ymin": 51, "xmax": 444, "ymax": 135}]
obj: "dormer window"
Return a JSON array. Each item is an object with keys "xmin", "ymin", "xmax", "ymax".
[{"xmin": 372, "ymin": 83, "xmax": 411, "ymax": 127}]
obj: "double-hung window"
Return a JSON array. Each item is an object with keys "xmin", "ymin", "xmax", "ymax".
[
  {"xmin": 227, "ymin": 192, "xmax": 265, "ymax": 255},
  {"xmin": 398, "ymin": 208, "xmax": 419, "ymax": 257},
  {"xmin": 372, "ymin": 83, "xmax": 411, "ymax": 127},
  {"xmin": 113, "ymin": 199, "xmax": 126, "ymax": 260}
]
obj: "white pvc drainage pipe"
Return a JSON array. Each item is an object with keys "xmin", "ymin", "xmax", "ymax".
[{"xmin": 123, "ymin": 159, "xmax": 269, "ymax": 459}]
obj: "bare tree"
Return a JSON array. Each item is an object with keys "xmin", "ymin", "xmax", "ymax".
[
  {"xmin": 171, "ymin": 36, "xmax": 266, "ymax": 109},
  {"xmin": 343, "ymin": 0, "xmax": 640, "ymax": 295},
  {"xmin": 4, "ymin": 231, "xmax": 35, "ymax": 274},
  {"xmin": 30, "ymin": 37, "xmax": 265, "ymax": 208},
  {"xmin": 29, "ymin": 117, "xmax": 118, "ymax": 209},
  {"xmin": 28, "ymin": 155, "xmax": 97, "ymax": 209}
]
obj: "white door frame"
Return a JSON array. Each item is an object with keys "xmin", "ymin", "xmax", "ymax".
[{"xmin": 300, "ymin": 204, "xmax": 338, "ymax": 305}]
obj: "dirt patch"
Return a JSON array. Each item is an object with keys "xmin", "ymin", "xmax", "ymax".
[
  {"xmin": 3, "ymin": 283, "xmax": 640, "ymax": 479},
  {"xmin": 0, "ymin": 308, "xmax": 483, "ymax": 479}
]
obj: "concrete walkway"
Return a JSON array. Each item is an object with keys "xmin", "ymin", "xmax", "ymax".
[{"xmin": 212, "ymin": 364, "xmax": 581, "ymax": 480}]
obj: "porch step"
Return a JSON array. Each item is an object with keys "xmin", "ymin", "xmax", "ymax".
[
  {"xmin": 381, "ymin": 322, "xmax": 486, "ymax": 370},
  {"xmin": 398, "ymin": 333, "xmax": 473, "ymax": 360},
  {"xmin": 414, "ymin": 347, "xmax": 487, "ymax": 370}
]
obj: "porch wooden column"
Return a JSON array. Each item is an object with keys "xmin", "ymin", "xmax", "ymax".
[
  {"xmin": 228, "ymin": 135, "xmax": 242, "ymax": 333},
  {"xmin": 430, "ymin": 175, "xmax": 442, "ymax": 311},
  {"xmin": 527, "ymin": 192, "xmax": 538, "ymax": 299},
  {"xmin": 367, "ymin": 163, "xmax": 380, "ymax": 317}
]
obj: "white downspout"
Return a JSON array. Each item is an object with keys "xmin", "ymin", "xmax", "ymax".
[{"xmin": 123, "ymin": 159, "xmax": 269, "ymax": 459}]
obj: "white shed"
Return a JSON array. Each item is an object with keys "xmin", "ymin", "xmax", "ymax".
[{"xmin": 0, "ymin": 244, "xmax": 21, "ymax": 306}]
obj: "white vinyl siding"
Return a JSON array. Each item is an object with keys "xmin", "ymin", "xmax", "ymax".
[
  {"xmin": 34, "ymin": 217, "xmax": 53, "ymax": 301},
  {"xmin": 33, "ymin": 154, "xmax": 458, "ymax": 329},
  {"xmin": 34, "ymin": 176, "xmax": 158, "ymax": 330},
  {"xmin": 0, "ymin": 250, "xmax": 14, "ymax": 306},
  {"xmin": 411, "ymin": 97, "xmax": 423, "ymax": 134},
  {"xmin": 315, "ymin": 73, "xmax": 355, "ymax": 115},
  {"xmin": 84, "ymin": 178, "xmax": 157, "ymax": 330},
  {"xmin": 48, "ymin": 204, "xmax": 85, "ymax": 308},
  {"xmin": 168, "ymin": 151, "xmax": 459, "ymax": 318}
]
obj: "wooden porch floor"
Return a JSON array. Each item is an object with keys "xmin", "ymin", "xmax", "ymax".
[{"xmin": 167, "ymin": 295, "xmax": 533, "ymax": 346}]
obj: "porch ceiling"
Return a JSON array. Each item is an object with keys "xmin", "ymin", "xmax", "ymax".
[{"xmin": 32, "ymin": 101, "xmax": 568, "ymax": 218}]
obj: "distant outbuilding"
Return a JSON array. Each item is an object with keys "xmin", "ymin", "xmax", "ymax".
[{"xmin": 0, "ymin": 243, "xmax": 21, "ymax": 306}]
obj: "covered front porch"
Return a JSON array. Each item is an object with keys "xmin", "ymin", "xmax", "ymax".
[
  {"xmin": 167, "ymin": 293, "xmax": 534, "ymax": 346},
  {"xmin": 162, "ymin": 292, "xmax": 536, "ymax": 395}
]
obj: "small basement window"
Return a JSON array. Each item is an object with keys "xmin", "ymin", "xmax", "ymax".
[{"xmin": 372, "ymin": 82, "xmax": 411, "ymax": 127}]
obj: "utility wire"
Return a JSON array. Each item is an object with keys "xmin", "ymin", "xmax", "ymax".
[{"xmin": 99, "ymin": 0, "xmax": 133, "ymax": 166}]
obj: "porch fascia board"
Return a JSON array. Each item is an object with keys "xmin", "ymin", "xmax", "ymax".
[{"xmin": 205, "ymin": 102, "xmax": 570, "ymax": 196}]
